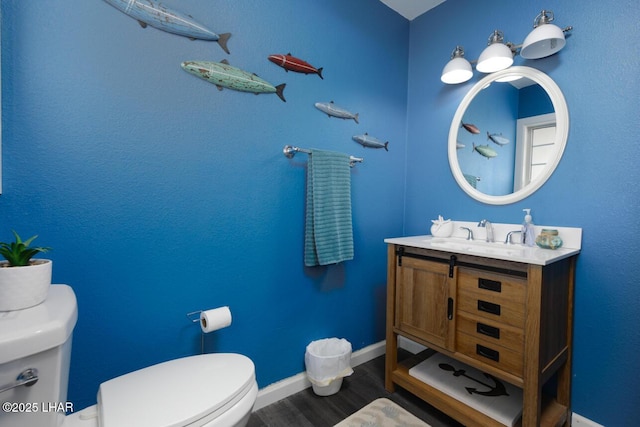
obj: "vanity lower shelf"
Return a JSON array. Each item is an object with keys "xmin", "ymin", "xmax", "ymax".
[{"xmin": 389, "ymin": 350, "xmax": 569, "ymax": 427}]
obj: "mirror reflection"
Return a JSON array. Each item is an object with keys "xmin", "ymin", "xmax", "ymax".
[
  {"xmin": 456, "ymin": 79, "xmax": 555, "ymax": 196},
  {"xmin": 448, "ymin": 66, "xmax": 569, "ymax": 205}
]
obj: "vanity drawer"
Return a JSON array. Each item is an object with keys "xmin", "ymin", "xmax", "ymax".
[
  {"xmin": 456, "ymin": 331, "xmax": 524, "ymax": 378},
  {"xmin": 457, "ymin": 268, "xmax": 526, "ymax": 328},
  {"xmin": 456, "ymin": 311, "xmax": 524, "ymax": 353}
]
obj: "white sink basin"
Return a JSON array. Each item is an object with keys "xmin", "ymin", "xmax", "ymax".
[{"xmin": 427, "ymin": 237, "xmax": 526, "ymax": 257}]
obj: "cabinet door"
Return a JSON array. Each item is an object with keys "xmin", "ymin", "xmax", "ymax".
[{"xmin": 395, "ymin": 256, "xmax": 456, "ymax": 351}]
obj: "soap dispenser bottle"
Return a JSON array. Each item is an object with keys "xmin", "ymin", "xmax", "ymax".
[{"xmin": 521, "ymin": 208, "xmax": 535, "ymax": 246}]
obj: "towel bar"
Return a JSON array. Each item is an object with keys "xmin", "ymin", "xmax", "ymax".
[{"xmin": 283, "ymin": 145, "xmax": 363, "ymax": 167}]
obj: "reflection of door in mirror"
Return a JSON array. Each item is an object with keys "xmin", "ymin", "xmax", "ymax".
[{"xmin": 514, "ymin": 113, "xmax": 557, "ymax": 191}]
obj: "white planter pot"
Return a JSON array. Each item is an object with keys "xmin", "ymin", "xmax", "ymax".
[{"xmin": 0, "ymin": 259, "xmax": 52, "ymax": 311}]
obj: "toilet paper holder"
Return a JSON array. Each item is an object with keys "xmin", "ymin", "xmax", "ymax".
[
  {"xmin": 186, "ymin": 310, "xmax": 202, "ymax": 323},
  {"xmin": 186, "ymin": 307, "xmax": 232, "ymax": 333},
  {"xmin": 186, "ymin": 308, "xmax": 232, "ymax": 353},
  {"xmin": 186, "ymin": 311, "xmax": 206, "ymax": 354}
]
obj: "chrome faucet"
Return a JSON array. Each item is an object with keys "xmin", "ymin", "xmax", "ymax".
[
  {"xmin": 505, "ymin": 230, "xmax": 522, "ymax": 244},
  {"xmin": 478, "ymin": 219, "xmax": 494, "ymax": 243},
  {"xmin": 460, "ymin": 227, "xmax": 474, "ymax": 240}
]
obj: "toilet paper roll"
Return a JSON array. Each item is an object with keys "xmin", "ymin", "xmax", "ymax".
[{"xmin": 200, "ymin": 307, "xmax": 232, "ymax": 333}]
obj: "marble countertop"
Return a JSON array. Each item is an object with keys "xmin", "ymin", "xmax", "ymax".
[{"xmin": 385, "ymin": 222, "xmax": 582, "ymax": 266}]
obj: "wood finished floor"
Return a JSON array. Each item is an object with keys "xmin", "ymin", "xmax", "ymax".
[{"xmin": 247, "ymin": 351, "xmax": 464, "ymax": 427}]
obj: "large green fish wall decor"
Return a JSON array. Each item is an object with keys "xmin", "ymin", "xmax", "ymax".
[
  {"xmin": 472, "ymin": 143, "xmax": 498, "ymax": 159},
  {"xmin": 181, "ymin": 60, "xmax": 286, "ymax": 102}
]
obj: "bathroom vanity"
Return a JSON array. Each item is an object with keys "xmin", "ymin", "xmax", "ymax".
[{"xmin": 384, "ymin": 229, "xmax": 580, "ymax": 427}]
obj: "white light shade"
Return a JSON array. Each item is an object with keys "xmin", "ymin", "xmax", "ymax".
[
  {"xmin": 520, "ymin": 23, "xmax": 566, "ymax": 59},
  {"xmin": 441, "ymin": 57, "xmax": 473, "ymax": 84},
  {"xmin": 476, "ymin": 42, "xmax": 513, "ymax": 73}
]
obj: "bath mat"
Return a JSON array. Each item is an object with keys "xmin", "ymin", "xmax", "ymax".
[{"xmin": 334, "ymin": 398, "xmax": 431, "ymax": 427}]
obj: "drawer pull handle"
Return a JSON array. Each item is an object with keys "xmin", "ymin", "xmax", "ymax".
[
  {"xmin": 476, "ymin": 344, "xmax": 500, "ymax": 362},
  {"xmin": 447, "ymin": 297, "xmax": 454, "ymax": 320},
  {"xmin": 479, "ymin": 278, "xmax": 501, "ymax": 292},
  {"xmin": 477, "ymin": 322, "xmax": 500, "ymax": 339},
  {"xmin": 477, "ymin": 300, "xmax": 501, "ymax": 316}
]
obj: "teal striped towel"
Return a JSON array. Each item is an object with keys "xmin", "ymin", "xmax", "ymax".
[{"xmin": 304, "ymin": 149, "xmax": 354, "ymax": 266}]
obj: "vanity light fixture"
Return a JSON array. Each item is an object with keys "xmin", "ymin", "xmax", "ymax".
[
  {"xmin": 440, "ymin": 46, "xmax": 473, "ymax": 84},
  {"xmin": 441, "ymin": 9, "xmax": 572, "ymax": 84},
  {"xmin": 520, "ymin": 10, "xmax": 569, "ymax": 59},
  {"xmin": 476, "ymin": 30, "xmax": 514, "ymax": 73}
]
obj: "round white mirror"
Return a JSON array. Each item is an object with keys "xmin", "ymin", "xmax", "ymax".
[{"xmin": 448, "ymin": 66, "xmax": 569, "ymax": 205}]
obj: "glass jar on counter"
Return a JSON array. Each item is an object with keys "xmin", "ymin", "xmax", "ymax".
[{"xmin": 535, "ymin": 229, "xmax": 563, "ymax": 250}]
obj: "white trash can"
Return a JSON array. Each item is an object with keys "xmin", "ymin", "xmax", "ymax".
[{"xmin": 304, "ymin": 338, "xmax": 353, "ymax": 396}]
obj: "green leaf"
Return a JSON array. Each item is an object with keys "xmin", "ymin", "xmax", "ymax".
[{"xmin": 0, "ymin": 231, "xmax": 51, "ymax": 266}]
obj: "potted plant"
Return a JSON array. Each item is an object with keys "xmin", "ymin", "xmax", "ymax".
[{"xmin": 0, "ymin": 231, "xmax": 52, "ymax": 311}]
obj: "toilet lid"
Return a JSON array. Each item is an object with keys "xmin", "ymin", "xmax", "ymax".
[{"xmin": 98, "ymin": 353, "xmax": 255, "ymax": 427}]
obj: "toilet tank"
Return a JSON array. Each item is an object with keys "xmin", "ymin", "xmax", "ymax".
[{"xmin": 0, "ymin": 285, "xmax": 78, "ymax": 427}]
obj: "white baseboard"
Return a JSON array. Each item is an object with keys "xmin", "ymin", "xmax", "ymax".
[
  {"xmin": 253, "ymin": 339, "xmax": 604, "ymax": 427},
  {"xmin": 397, "ymin": 335, "xmax": 427, "ymax": 354},
  {"xmin": 253, "ymin": 340, "xmax": 386, "ymax": 410},
  {"xmin": 572, "ymin": 413, "xmax": 604, "ymax": 427}
]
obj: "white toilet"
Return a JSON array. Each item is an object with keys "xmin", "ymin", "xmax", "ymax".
[{"xmin": 0, "ymin": 285, "xmax": 258, "ymax": 427}]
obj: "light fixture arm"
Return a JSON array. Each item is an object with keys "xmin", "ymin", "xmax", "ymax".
[
  {"xmin": 449, "ymin": 45, "xmax": 465, "ymax": 59},
  {"xmin": 486, "ymin": 30, "xmax": 505, "ymax": 46},
  {"xmin": 534, "ymin": 10, "xmax": 554, "ymax": 27}
]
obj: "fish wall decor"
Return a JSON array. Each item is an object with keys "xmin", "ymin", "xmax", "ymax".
[
  {"xmin": 102, "ymin": 0, "xmax": 232, "ymax": 54},
  {"xmin": 461, "ymin": 121, "xmax": 480, "ymax": 134},
  {"xmin": 463, "ymin": 173, "xmax": 481, "ymax": 189},
  {"xmin": 315, "ymin": 101, "xmax": 359, "ymax": 123},
  {"xmin": 487, "ymin": 132, "xmax": 510, "ymax": 146},
  {"xmin": 352, "ymin": 133, "xmax": 389, "ymax": 151},
  {"xmin": 268, "ymin": 53, "xmax": 323, "ymax": 79},
  {"xmin": 456, "ymin": 141, "xmax": 466, "ymax": 149},
  {"xmin": 472, "ymin": 143, "xmax": 498, "ymax": 159},
  {"xmin": 181, "ymin": 60, "xmax": 286, "ymax": 102}
]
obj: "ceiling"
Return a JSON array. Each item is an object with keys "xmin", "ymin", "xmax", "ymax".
[{"xmin": 379, "ymin": 0, "xmax": 446, "ymax": 20}]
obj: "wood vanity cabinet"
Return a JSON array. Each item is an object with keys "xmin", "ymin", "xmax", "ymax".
[{"xmin": 385, "ymin": 244, "xmax": 576, "ymax": 427}]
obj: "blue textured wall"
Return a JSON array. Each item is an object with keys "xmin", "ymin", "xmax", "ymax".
[
  {"xmin": 406, "ymin": 1, "xmax": 640, "ymax": 425},
  {"xmin": 0, "ymin": 0, "xmax": 408, "ymax": 411}
]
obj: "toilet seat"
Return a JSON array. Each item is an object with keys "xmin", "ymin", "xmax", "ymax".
[{"xmin": 98, "ymin": 353, "xmax": 255, "ymax": 427}]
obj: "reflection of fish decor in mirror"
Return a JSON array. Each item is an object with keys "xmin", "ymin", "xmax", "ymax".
[
  {"xmin": 472, "ymin": 143, "xmax": 497, "ymax": 159},
  {"xmin": 487, "ymin": 132, "xmax": 510, "ymax": 146},
  {"xmin": 456, "ymin": 141, "xmax": 466, "ymax": 149},
  {"xmin": 268, "ymin": 54, "xmax": 324, "ymax": 79},
  {"xmin": 352, "ymin": 133, "xmax": 389, "ymax": 151},
  {"xmin": 464, "ymin": 174, "xmax": 481, "ymax": 188},
  {"xmin": 102, "ymin": 0, "xmax": 232, "ymax": 54},
  {"xmin": 181, "ymin": 60, "xmax": 286, "ymax": 102},
  {"xmin": 448, "ymin": 67, "xmax": 569, "ymax": 205},
  {"xmin": 314, "ymin": 101, "xmax": 359, "ymax": 123},
  {"xmin": 461, "ymin": 121, "xmax": 480, "ymax": 134}
]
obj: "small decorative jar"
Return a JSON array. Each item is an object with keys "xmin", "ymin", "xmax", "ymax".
[{"xmin": 535, "ymin": 229, "xmax": 563, "ymax": 250}]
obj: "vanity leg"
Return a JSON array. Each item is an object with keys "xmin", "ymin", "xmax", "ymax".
[
  {"xmin": 557, "ymin": 257, "xmax": 576, "ymax": 426},
  {"xmin": 522, "ymin": 265, "xmax": 543, "ymax": 426},
  {"xmin": 385, "ymin": 333, "xmax": 397, "ymax": 392},
  {"xmin": 385, "ymin": 245, "xmax": 398, "ymax": 392}
]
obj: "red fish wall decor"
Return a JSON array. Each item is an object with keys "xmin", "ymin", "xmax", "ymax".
[{"xmin": 268, "ymin": 53, "xmax": 324, "ymax": 79}]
